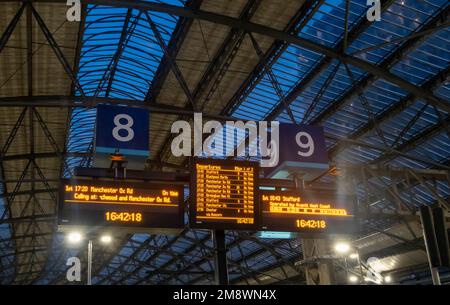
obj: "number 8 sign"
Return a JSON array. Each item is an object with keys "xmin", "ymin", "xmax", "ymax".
[
  {"xmin": 95, "ymin": 104, "xmax": 149, "ymax": 157},
  {"xmin": 112, "ymin": 114, "xmax": 135, "ymax": 142}
]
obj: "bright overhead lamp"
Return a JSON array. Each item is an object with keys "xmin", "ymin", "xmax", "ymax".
[
  {"xmin": 349, "ymin": 253, "xmax": 359, "ymax": 259},
  {"xmin": 100, "ymin": 235, "xmax": 112, "ymax": 244},
  {"xmin": 334, "ymin": 241, "xmax": 351, "ymax": 254},
  {"xmin": 384, "ymin": 275, "xmax": 392, "ymax": 283},
  {"xmin": 67, "ymin": 232, "xmax": 82, "ymax": 244},
  {"xmin": 349, "ymin": 275, "xmax": 358, "ymax": 283}
]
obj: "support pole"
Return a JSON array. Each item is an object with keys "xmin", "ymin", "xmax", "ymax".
[
  {"xmin": 212, "ymin": 229, "xmax": 229, "ymax": 285},
  {"xmin": 419, "ymin": 206, "xmax": 442, "ymax": 285},
  {"xmin": 430, "ymin": 267, "xmax": 441, "ymax": 285},
  {"xmin": 356, "ymin": 248, "xmax": 364, "ymax": 284},
  {"xmin": 87, "ymin": 239, "xmax": 93, "ymax": 285},
  {"xmin": 293, "ymin": 173, "xmax": 336, "ymax": 285},
  {"xmin": 301, "ymin": 239, "xmax": 336, "ymax": 285}
]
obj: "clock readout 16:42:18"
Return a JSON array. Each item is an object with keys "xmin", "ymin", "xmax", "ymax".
[
  {"xmin": 105, "ymin": 211, "xmax": 142, "ymax": 222},
  {"xmin": 296, "ymin": 219, "xmax": 326, "ymax": 229}
]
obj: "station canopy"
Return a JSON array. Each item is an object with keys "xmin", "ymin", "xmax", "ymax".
[{"xmin": 0, "ymin": 0, "xmax": 449, "ymax": 284}]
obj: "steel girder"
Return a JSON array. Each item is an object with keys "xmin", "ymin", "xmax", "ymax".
[
  {"xmin": 145, "ymin": 0, "xmax": 203, "ymax": 103},
  {"xmin": 2, "ymin": 0, "xmax": 447, "ymax": 112},
  {"xmin": 221, "ymin": 0, "xmax": 324, "ymax": 116},
  {"xmin": 0, "ymin": 0, "xmax": 446, "ymax": 284},
  {"xmin": 154, "ymin": 0, "xmax": 263, "ymax": 165},
  {"xmin": 0, "ymin": 2, "xmax": 26, "ymax": 53},
  {"xmin": 264, "ymin": 0, "xmax": 397, "ymax": 122},
  {"xmin": 0, "ymin": 95, "xmax": 246, "ymax": 121},
  {"xmin": 310, "ymin": 7, "xmax": 450, "ymax": 125},
  {"xmin": 329, "ymin": 66, "xmax": 450, "ymax": 159}
]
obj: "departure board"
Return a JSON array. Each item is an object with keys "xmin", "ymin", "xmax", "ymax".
[
  {"xmin": 58, "ymin": 179, "xmax": 184, "ymax": 230},
  {"xmin": 260, "ymin": 190, "xmax": 358, "ymax": 235},
  {"xmin": 190, "ymin": 159, "xmax": 259, "ymax": 230}
]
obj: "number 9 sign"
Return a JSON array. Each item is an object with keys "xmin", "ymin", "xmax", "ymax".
[
  {"xmin": 264, "ymin": 123, "xmax": 329, "ymax": 180},
  {"xmin": 279, "ymin": 123, "xmax": 328, "ymax": 164},
  {"xmin": 95, "ymin": 104, "xmax": 149, "ymax": 157},
  {"xmin": 295, "ymin": 131, "xmax": 315, "ymax": 157}
]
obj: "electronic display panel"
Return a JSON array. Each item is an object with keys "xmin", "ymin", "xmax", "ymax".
[
  {"xmin": 58, "ymin": 179, "xmax": 184, "ymax": 230},
  {"xmin": 190, "ymin": 158, "xmax": 259, "ymax": 230},
  {"xmin": 260, "ymin": 190, "xmax": 358, "ymax": 235}
]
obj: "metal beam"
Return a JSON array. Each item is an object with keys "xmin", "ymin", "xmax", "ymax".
[
  {"xmin": 269, "ymin": 1, "xmax": 449, "ymax": 123},
  {"xmin": 325, "ymin": 134, "xmax": 450, "ymax": 170},
  {"xmin": 221, "ymin": 0, "xmax": 323, "ymax": 115},
  {"xmin": 0, "ymin": 95, "xmax": 244, "ymax": 122},
  {"xmin": 155, "ymin": 0, "xmax": 262, "ymax": 165},
  {"xmin": 0, "ymin": 3, "xmax": 26, "ymax": 54},
  {"xmin": 192, "ymin": 0, "xmax": 261, "ymax": 110},
  {"xmin": 1, "ymin": 152, "xmax": 88, "ymax": 162},
  {"xmin": 0, "ymin": 188, "xmax": 57, "ymax": 199},
  {"xmin": 104, "ymin": 8, "xmax": 133, "ymax": 97},
  {"xmin": 70, "ymin": 2, "xmax": 87, "ymax": 95},
  {"xmin": 0, "ymin": 214, "xmax": 56, "ymax": 225},
  {"xmin": 30, "ymin": 3, "xmax": 85, "ymax": 96},
  {"xmin": 266, "ymin": 0, "xmax": 397, "ymax": 122},
  {"xmin": 318, "ymin": 13, "xmax": 450, "ymax": 146},
  {"xmin": 145, "ymin": 0, "xmax": 202, "ymax": 103},
  {"xmin": 370, "ymin": 116, "xmax": 450, "ymax": 166},
  {"xmin": 145, "ymin": 11, "xmax": 197, "ymax": 111},
  {"xmin": 26, "ymin": 3, "xmax": 33, "ymax": 96}
]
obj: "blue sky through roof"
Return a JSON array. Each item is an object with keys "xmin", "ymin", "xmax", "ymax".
[
  {"xmin": 35, "ymin": 0, "xmax": 450, "ymax": 284},
  {"xmin": 66, "ymin": 0, "xmax": 185, "ymax": 176}
]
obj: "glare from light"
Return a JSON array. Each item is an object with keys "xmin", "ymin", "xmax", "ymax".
[
  {"xmin": 365, "ymin": 277, "xmax": 382, "ymax": 284},
  {"xmin": 349, "ymin": 253, "xmax": 359, "ymax": 259},
  {"xmin": 384, "ymin": 276, "xmax": 392, "ymax": 283},
  {"xmin": 349, "ymin": 275, "xmax": 358, "ymax": 283},
  {"xmin": 334, "ymin": 241, "xmax": 351, "ymax": 254},
  {"xmin": 100, "ymin": 235, "xmax": 112, "ymax": 244},
  {"xmin": 367, "ymin": 257, "xmax": 386, "ymax": 272},
  {"xmin": 67, "ymin": 232, "xmax": 82, "ymax": 244}
]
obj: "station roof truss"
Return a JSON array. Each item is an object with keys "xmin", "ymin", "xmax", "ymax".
[{"xmin": 0, "ymin": 0, "xmax": 449, "ymax": 284}]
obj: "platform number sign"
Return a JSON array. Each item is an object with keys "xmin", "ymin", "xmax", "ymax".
[
  {"xmin": 95, "ymin": 104, "xmax": 149, "ymax": 157},
  {"xmin": 295, "ymin": 131, "xmax": 315, "ymax": 158},
  {"xmin": 112, "ymin": 113, "xmax": 135, "ymax": 142},
  {"xmin": 280, "ymin": 123, "xmax": 328, "ymax": 164},
  {"xmin": 264, "ymin": 123, "xmax": 329, "ymax": 180}
]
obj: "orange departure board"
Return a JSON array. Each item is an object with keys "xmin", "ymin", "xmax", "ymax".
[
  {"xmin": 260, "ymin": 190, "xmax": 358, "ymax": 235},
  {"xmin": 58, "ymin": 179, "xmax": 184, "ymax": 230},
  {"xmin": 190, "ymin": 159, "xmax": 259, "ymax": 230}
]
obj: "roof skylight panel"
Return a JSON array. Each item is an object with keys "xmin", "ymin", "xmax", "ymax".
[
  {"xmin": 349, "ymin": 0, "xmax": 447, "ymax": 65},
  {"xmin": 390, "ymin": 30, "xmax": 450, "ymax": 85},
  {"xmin": 231, "ymin": 0, "xmax": 366, "ymax": 122},
  {"xmin": 300, "ymin": 0, "xmax": 366, "ymax": 48}
]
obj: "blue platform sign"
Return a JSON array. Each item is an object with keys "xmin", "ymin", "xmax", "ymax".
[
  {"xmin": 265, "ymin": 123, "xmax": 329, "ymax": 181},
  {"xmin": 95, "ymin": 104, "xmax": 149, "ymax": 157}
]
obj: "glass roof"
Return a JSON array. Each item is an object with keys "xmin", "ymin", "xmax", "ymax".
[{"xmin": 16, "ymin": 0, "xmax": 450, "ymax": 285}]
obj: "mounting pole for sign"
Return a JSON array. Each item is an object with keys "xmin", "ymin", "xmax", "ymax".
[
  {"xmin": 294, "ymin": 172, "xmax": 337, "ymax": 285},
  {"xmin": 292, "ymin": 173, "xmax": 305, "ymax": 192},
  {"xmin": 419, "ymin": 206, "xmax": 442, "ymax": 285},
  {"xmin": 212, "ymin": 229, "xmax": 229, "ymax": 285},
  {"xmin": 110, "ymin": 150, "xmax": 127, "ymax": 179},
  {"xmin": 87, "ymin": 239, "xmax": 92, "ymax": 285}
]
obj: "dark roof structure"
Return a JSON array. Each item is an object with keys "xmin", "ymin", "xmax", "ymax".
[{"xmin": 0, "ymin": 0, "xmax": 449, "ymax": 285}]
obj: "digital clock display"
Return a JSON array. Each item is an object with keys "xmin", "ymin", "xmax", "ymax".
[
  {"xmin": 58, "ymin": 179, "xmax": 184, "ymax": 230},
  {"xmin": 260, "ymin": 190, "xmax": 358, "ymax": 235},
  {"xmin": 105, "ymin": 212, "xmax": 142, "ymax": 222},
  {"xmin": 296, "ymin": 219, "xmax": 327, "ymax": 229}
]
